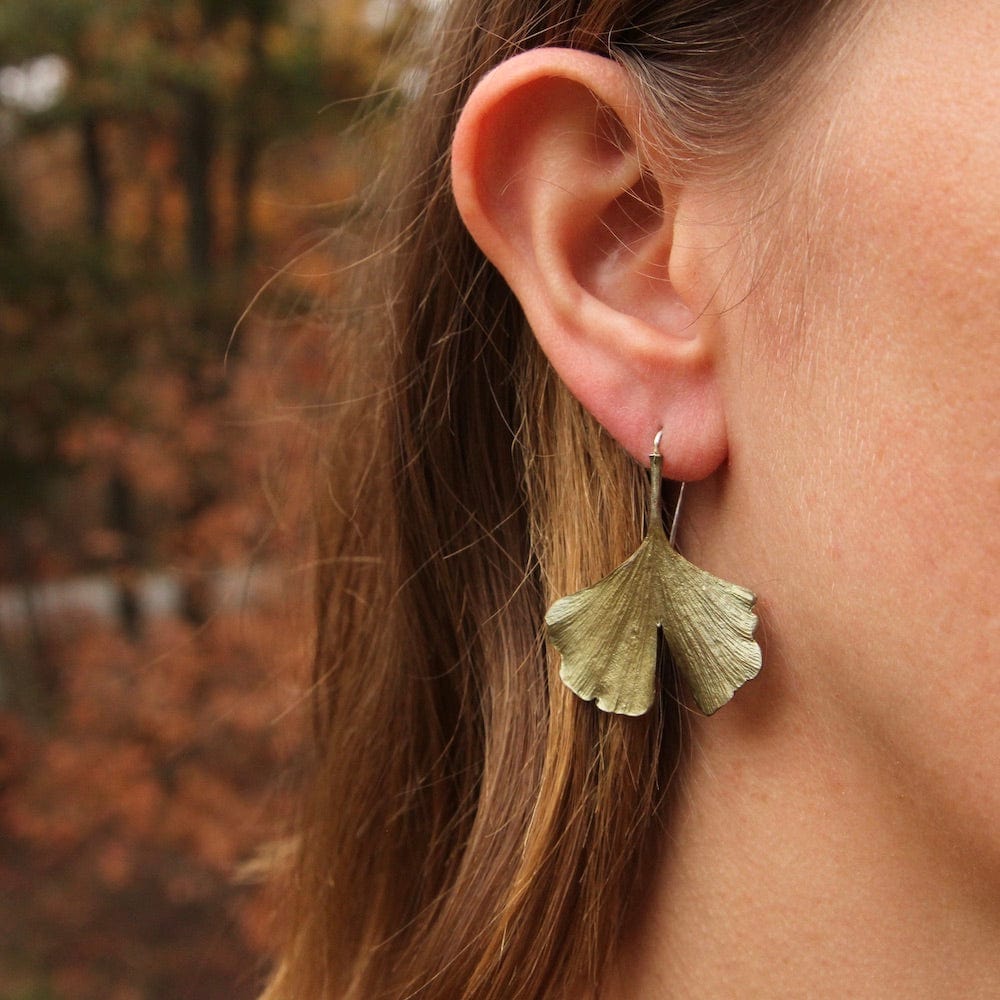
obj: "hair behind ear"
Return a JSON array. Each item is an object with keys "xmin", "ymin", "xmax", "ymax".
[
  {"xmin": 263, "ymin": 0, "xmax": 849, "ymax": 997},
  {"xmin": 263, "ymin": 50, "xmax": 681, "ymax": 1000}
]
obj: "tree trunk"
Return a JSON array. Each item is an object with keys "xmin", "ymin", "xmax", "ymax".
[
  {"xmin": 179, "ymin": 86, "xmax": 216, "ymax": 279},
  {"xmin": 80, "ymin": 110, "xmax": 110, "ymax": 239},
  {"xmin": 108, "ymin": 470, "xmax": 142, "ymax": 639},
  {"xmin": 233, "ymin": 14, "xmax": 267, "ymax": 265},
  {"xmin": 233, "ymin": 124, "xmax": 259, "ymax": 266},
  {"xmin": 0, "ymin": 517, "xmax": 57, "ymax": 719}
]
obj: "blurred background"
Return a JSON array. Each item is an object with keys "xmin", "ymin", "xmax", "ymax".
[{"xmin": 0, "ymin": 1, "xmax": 419, "ymax": 996}]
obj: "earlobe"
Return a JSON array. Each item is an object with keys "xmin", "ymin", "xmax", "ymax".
[{"xmin": 451, "ymin": 49, "xmax": 729, "ymax": 480}]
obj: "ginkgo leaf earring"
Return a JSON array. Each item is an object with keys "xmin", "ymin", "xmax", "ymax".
[{"xmin": 545, "ymin": 431, "xmax": 762, "ymax": 716}]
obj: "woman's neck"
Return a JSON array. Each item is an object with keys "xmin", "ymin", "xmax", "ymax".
[{"xmin": 602, "ymin": 676, "xmax": 1000, "ymax": 999}]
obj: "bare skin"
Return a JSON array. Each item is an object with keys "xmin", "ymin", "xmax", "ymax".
[
  {"xmin": 453, "ymin": 0, "xmax": 1000, "ymax": 994},
  {"xmin": 613, "ymin": 1, "xmax": 1000, "ymax": 994}
]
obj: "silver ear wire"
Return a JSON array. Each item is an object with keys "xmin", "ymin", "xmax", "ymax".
[{"xmin": 652, "ymin": 432, "xmax": 687, "ymax": 550}]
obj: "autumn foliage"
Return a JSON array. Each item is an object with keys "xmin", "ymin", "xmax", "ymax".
[
  {"xmin": 0, "ymin": 1, "xmax": 410, "ymax": 996},
  {"xmin": 0, "ymin": 609, "xmax": 307, "ymax": 999}
]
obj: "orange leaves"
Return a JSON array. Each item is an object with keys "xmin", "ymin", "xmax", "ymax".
[
  {"xmin": 0, "ymin": 1, "xmax": 389, "ymax": 992},
  {"xmin": 0, "ymin": 602, "xmax": 307, "ymax": 1000}
]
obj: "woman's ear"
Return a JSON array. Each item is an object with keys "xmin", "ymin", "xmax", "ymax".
[{"xmin": 451, "ymin": 49, "xmax": 728, "ymax": 479}]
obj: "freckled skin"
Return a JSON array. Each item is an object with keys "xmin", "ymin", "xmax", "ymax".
[
  {"xmin": 613, "ymin": 1, "xmax": 1000, "ymax": 995},
  {"xmin": 728, "ymin": 0, "xmax": 1000, "ymax": 863}
]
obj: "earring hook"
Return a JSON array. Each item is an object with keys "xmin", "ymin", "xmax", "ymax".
[
  {"xmin": 546, "ymin": 428, "xmax": 762, "ymax": 715},
  {"xmin": 651, "ymin": 430, "xmax": 685, "ymax": 548}
]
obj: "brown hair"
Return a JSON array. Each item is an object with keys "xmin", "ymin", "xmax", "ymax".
[{"xmin": 264, "ymin": 2, "xmax": 849, "ymax": 997}]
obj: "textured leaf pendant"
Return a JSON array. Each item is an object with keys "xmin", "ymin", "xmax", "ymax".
[{"xmin": 545, "ymin": 437, "xmax": 762, "ymax": 716}]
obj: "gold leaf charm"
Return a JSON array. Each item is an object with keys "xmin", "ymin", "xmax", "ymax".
[{"xmin": 545, "ymin": 436, "xmax": 762, "ymax": 716}]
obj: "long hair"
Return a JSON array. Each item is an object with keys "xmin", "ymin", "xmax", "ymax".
[{"xmin": 264, "ymin": 2, "xmax": 849, "ymax": 997}]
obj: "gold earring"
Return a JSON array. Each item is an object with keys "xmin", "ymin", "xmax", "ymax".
[{"xmin": 545, "ymin": 431, "xmax": 762, "ymax": 716}]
